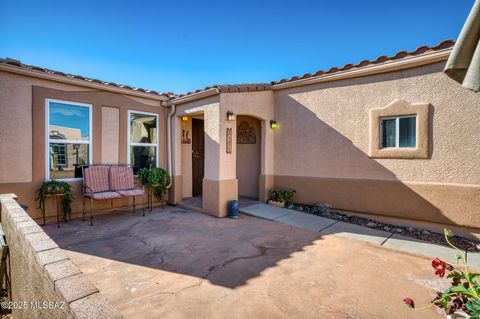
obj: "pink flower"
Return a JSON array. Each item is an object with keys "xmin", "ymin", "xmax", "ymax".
[{"xmin": 404, "ymin": 297, "xmax": 415, "ymax": 308}]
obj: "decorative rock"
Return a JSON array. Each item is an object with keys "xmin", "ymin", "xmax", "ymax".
[
  {"xmin": 407, "ymin": 227, "xmax": 414, "ymax": 232},
  {"xmin": 422, "ymin": 230, "xmax": 431, "ymax": 235},
  {"xmin": 286, "ymin": 204, "xmax": 294, "ymax": 209},
  {"xmin": 384, "ymin": 226, "xmax": 391, "ymax": 232},
  {"xmin": 296, "ymin": 206, "xmax": 304, "ymax": 212},
  {"xmin": 366, "ymin": 222, "xmax": 376, "ymax": 228},
  {"xmin": 395, "ymin": 228, "xmax": 404, "ymax": 233}
]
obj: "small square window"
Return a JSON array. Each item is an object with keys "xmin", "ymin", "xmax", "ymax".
[{"xmin": 380, "ymin": 116, "xmax": 416, "ymax": 148}]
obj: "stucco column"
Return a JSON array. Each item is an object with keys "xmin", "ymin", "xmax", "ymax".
[
  {"xmin": 259, "ymin": 120, "xmax": 274, "ymax": 202},
  {"xmin": 168, "ymin": 116, "xmax": 183, "ymax": 205},
  {"xmin": 202, "ymin": 105, "xmax": 238, "ymax": 217}
]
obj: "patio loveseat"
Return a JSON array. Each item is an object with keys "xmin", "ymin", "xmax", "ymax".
[{"xmin": 82, "ymin": 165, "xmax": 145, "ymax": 225}]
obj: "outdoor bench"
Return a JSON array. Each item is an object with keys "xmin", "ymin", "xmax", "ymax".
[{"xmin": 82, "ymin": 165, "xmax": 145, "ymax": 225}]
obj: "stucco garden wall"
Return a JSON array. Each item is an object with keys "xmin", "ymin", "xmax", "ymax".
[
  {"xmin": 273, "ymin": 61, "xmax": 480, "ymax": 228},
  {"xmin": 0, "ymin": 194, "xmax": 122, "ymax": 319}
]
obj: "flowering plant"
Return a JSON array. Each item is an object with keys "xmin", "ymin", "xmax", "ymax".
[{"xmin": 404, "ymin": 229, "xmax": 480, "ymax": 318}]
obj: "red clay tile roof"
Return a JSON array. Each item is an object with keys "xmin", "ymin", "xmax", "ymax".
[
  {"xmin": 1, "ymin": 40, "xmax": 455, "ymax": 102},
  {"xmin": 172, "ymin": 39, "xmax": 454, "ymax": 100},
  {"xmin": 0, "ymin": 58, "xmax": 174, "ymax": 98},
  {"xmin": 174, "ymin": 83, "xmax": 272, "ymax": 98},
  {"xmin": 271, "ymin": 39, "xmax": 454, "ymax": 85}
]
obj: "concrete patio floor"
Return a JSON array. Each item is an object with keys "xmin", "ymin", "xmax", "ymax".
[{"xmin": 44, "ymin": 206, "xmax": 454, "ymax": 319}]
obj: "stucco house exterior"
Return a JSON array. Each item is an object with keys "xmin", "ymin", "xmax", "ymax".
[{"xmin": 1, "ymin": 39, "xmax": 479, "ymax": 231}]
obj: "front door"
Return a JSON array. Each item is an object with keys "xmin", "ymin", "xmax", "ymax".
[{"xmin": 192, "ymin": 119, "xmax": 205, "ymax": 196}]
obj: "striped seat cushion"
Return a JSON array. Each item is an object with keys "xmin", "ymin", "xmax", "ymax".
[
  {"xmin": 116, "ymin": 189, "xmax": 144, "ymax": 197},
  {"xmin": 110, "ymin": 166, "xmax": 135, "ymax": 191},
  {"xmin": 84, "ymin": 166, "xmax": 110, "ymax": 193},
  {"xmin": 85, "ymin": 192, "xmax": 121, "ymax": 200}
]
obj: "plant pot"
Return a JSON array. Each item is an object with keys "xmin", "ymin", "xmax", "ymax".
[
  {"xmin": 268, "ymin": 200, "xmax": 285, "ymax": 208},
  {"xmin": 447, "ymin": 311, "xmax": 471, "ymax": 319},
  {"xmin": 228, "ymin": 200, "xmax": 239, "ymax": 219}
]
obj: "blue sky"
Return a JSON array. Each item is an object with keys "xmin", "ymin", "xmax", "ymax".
[
  {"xmin": 49, "ymin": 102, "xmax": 90, "ymax": 138},
  {"xmin": 0, "ymin": 0, "xmax": 474, "ymax": 94}
]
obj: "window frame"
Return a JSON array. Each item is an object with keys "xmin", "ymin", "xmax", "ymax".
[
  {"xmin": 45, "ymin": 98, "xmax": 93, "ymax": 181},
  {"xmin": 127, "ymin": 110, "xmax": 159, "ymax": 169},
  {"xmin": 379, "ymin": 115, "xmax": 417, "ymax": 149}
]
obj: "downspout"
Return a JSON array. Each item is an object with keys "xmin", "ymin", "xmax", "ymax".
[{"xmin": 165, "ymin": 103, "xmax": 176, "ymax": 189}]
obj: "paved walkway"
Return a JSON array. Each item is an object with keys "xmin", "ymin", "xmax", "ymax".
[
  {"xmin": 240, "ymin": 203, "xmax": 480, "ymax": 268},
  {"xmin": 44, "ymin": 206, "xmax": 454, "ymax": 319}
]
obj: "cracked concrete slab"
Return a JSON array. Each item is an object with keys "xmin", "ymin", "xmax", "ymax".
[
  {"xmin": 275, "ymin": 211, "xmax": 337, "ymax": 232},
  {"xmin": 383, "ymin": 234, "xmax": 458, "ymax": 262},
  {"xmin": 319, "ymin": 221, "xmax": 392, "ymax": 244},
  {"xmin": 239, "ymin": 203, "xmax": 292, "ymax": 220},
  {"xmin": 44, "ymin": 206, "xmax": 449, "ymax": 319}
]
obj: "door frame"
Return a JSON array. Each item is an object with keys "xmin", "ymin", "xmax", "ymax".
[{"xmin": 191, "ymin": 118, "xmax": 205, "ymax": 196}]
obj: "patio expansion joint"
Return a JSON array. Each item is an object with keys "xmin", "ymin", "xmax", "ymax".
[
  {"xmin": 316, "ymin": 220, "xmax": 340, "ymax": 232},
  {"xmin": 271, "ymin": 211, "xmax": 294, "ymax": 220}
]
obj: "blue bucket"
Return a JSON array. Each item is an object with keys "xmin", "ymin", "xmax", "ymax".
[{"xmin": 228, "ymin": 200, "xmax": 239, "ymax": 219}]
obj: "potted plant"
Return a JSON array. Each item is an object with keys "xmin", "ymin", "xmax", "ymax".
[
  {"xmin": 404, "ymin": 229, "xmax": 480, "ymax": 318},
  {"xmin": 137, "ymin": 167, "xmax": 171, "ymax": 201},
  {"xmin": 268, "ymin": 188, "xmax": 296, "ymax": 208},
  {"xmin": 36, "ymin": 180, "xmax": 73, "ymax": 223}
]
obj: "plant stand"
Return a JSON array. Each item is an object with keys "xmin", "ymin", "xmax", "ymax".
[
  {"xmin": 145, "ymin": 185, "xmax": 166, "ymax": 212},
  {"xmin": 41, "ymin": 194, "xmax": 67, "ymax": 228}
]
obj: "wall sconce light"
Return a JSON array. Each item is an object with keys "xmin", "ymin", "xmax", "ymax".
[
  {"xmin": 270, "ymin": 120, "xmax": 278, "ymax": 129},
  {"xmin": 181, "ymin": 115, "xmax": 188, "ymax": 122},
  {"xmin": 227, "ymin": 111, "xmax": 236, "ymax": 122}
]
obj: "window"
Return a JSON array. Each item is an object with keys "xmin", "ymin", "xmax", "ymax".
[
  {"xmin": 46, "ymin": 99, "xmax": 92, "ymax": 180},
  {"xmin": 380, "ymin": 116, "xmax": 416, "ymax": 148},
  {"xmin": 128, "ymin": 111, "xmax": 158, "ymax": 173},
  {"xmin": 369, "ymin": 99, "xmax": 430, "ymax": 159}
]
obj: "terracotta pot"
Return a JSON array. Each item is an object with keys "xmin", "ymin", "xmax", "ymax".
[{"xmin": 447, "ymin": 311, "xmax": 471, "ymax": 319}]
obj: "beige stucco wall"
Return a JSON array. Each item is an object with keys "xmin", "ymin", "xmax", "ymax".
[
  {"xmin": 173, "ymin": 92, "xmax": 274, "ymax": 215},
  {"xmin": 220, "ymin": 91, "xmax": 275, "ymax": 180},
  {"xmin": 273, "ymin": 61, "xmax": 480, "ymax": 227},
  {"xmin": 174, "ymin": 96, "xmax": 221, "ymax": 180},
  {"xmin": 0, "ymin": 70, "xmax": 167, "ymax": 220},
  {"xmin": 101, "ymin": 106, "xmax": 120, "ymax": 164},
  {"xmin": 274, "ymin": 62, "xmax": 480, "ymax": 184},
  {"xmin": 236, "ymin": 115, "xmax": 261, "ymax": 198},
  {"xmin": 0, "ymin": 71, "xmax": 97, "ymax": 184}
]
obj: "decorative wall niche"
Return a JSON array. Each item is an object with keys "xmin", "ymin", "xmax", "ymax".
[{"xmin": 237, "ymin": 121, "xmax": 256, "ymax": 144}]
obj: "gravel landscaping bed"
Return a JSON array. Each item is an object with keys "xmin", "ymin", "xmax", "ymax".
[{"xmin": 285, "ymin": 203, "xmax": 480, "ymax": 253}]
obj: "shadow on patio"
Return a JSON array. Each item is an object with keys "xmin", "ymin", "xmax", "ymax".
[{"xmin": 43, "ymin": 206, "xmax": 321, "ymax": 289}]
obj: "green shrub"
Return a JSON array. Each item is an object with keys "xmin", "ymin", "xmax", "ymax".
[
  {"xmin": 137, "ymin": 167, "xmax": 171, "ymax": 199},
  {"xmin": 270, "ymin": 188, "xmax": 296, "ymax": 203},
  {"xmin": 36, "ymin": 180, "xmax": 73, "ymax": 221}
]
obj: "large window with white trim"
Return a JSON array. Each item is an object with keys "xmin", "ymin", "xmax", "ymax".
[
  {"xmin": 128, "ymin": 111, "xmax": 158, "ymax": 173},
  {"xmin": 46, "ymin": 99, "xmax": 92, "ymax": 180}
]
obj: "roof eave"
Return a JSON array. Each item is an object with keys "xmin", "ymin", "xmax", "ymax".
[
  {"xmin": 271, "ymin": 48, "xmax": 452, "ymax": 91},
  {"xmin": 0, "ymin": 63, "xmax": 170, "ymax": 102},
  {"xmin": 168, "ymin": 88, "xmax": 220, "ymax": 105}
]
